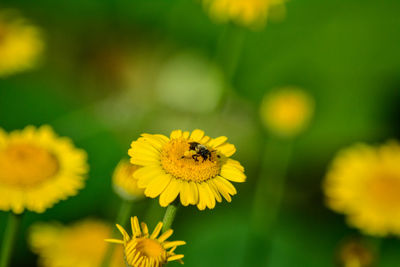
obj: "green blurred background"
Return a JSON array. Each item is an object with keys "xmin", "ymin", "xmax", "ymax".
[{"xmin": 1, "ymin": 0, "xmax": 400, "ymax": 266}]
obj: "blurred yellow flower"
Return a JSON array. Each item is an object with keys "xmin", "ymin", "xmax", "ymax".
[
  {"xmin": 0, "ymin": 125, "xmax": 88, "ymax": 213},
  {"xmin": 112, "ymin": 159, "xmax": 145, "ymax": 201},
  {"xmin": 324, "ymin": 141, "xmax": 400, "ymax": 236},
  {"xmin": 106, "ymin": 216, "xmax": 185, "ymax": 267},
  {"xmin": 260, "ymin": 87, "xmax": 314, "ymax": 137},
  {"xmin": 29, "ymin": 219, "xmax": 125, "ymax": 267},
  {"xmin": 0, "ymin": 9, "xmax": 44, "ymax": 77},
  {"xmin": 202, "ymin": 0, "xmax": 286, "ymax": 28},
  {"xmin": 129, "ymin": 129, "xmax": 246, "ymax": 210},
  {"xmin": 338, "ymin": 239, "xmax": 373, "ymax": 267}
]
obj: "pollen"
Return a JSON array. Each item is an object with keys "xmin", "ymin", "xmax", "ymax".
[
  {"xmin": 0, "ymin": 143, "xmax": 59, "ymax": 187},
  {"xmin": 160, "ymin": 138, "xmax": 221, "ymax": 182}
]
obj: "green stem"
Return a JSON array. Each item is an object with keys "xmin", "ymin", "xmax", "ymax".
[
  {"xmin": 162, "ymin": 203, "xmax": 179, "ymax": 233},
  {"xmin": 251, "ymin": 137, "xmax": 293, "ymax": 233},
  {"xmin": 0, "ymin": 213, "xmax": 21, "ymax": 267},
  {"xmin": 101, "ymin": 200, "xmax": 133, "ymax": 267},
  {"xmin": 243, "ymin": 136, "xmax": 293, "ymax": 266}
]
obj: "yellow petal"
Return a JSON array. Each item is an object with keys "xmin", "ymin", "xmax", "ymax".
[
  {"xmin": 212, "ymin": 178, "xmax": 232, "ymax": 202},
  {"xmin": 208, "ymin": 136, "xmax": 228, "ymax": 148},
  {"xmin": 131, "ymin": 216, "xmax": 141, "ymax": 237},
  {"xmin": 197, "ymin": 182, "xmax": 215, "ymax": 210},
  {"xmin": 145, "ymin": 173, "xmax": 172, "ymax": 198},
  {"xmin": 208, "ymin": 180, "xmax": 222, "ymax": 203},
  {"xmin": 170, "ymin": 130, "xmax": 183, "ymax": 139},
  {"xmin": 163, "ymin": 240, "xmax": 186, "ymax": 249},
  {"xmin": 220, "ymin": 164, "xmax": 246, "ymax": 182},
  {"xmin": 215, "ymin": 176, "xmax": 237, "ymax": 195},
  {"xmin": 190, "ymin": 129, "xmax": 205, "ymax": 141},
  {"xmin": 150, "ymin": 222, "xmax": 163, "ymax": 239},
  {"xmin": 168, "ymin": 254, "xmax": 184, "ymax": 261},
  {"xmin": 159, "ymin": 178, "xmax": 182, "ymax": 207},
  {"xmin": 182, "ymin": 131, "xmax": 190, "ymax": 139},
  {"xmin": 158, "ymin": 229, "xmax": 173, "ymax": 242},
  {"xmin": 216, "ymin": 143, "xmax": 236, "ymax": 157},
  {"xmin": 134, "ymin": 166, "xmax": 164, "ymax": 188}
]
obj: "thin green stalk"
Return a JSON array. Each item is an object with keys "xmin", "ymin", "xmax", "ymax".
[
  {"xmin": 243, "ymin": 136, "xmax": 293, "ymax": 266},
  {"xmin": 101, "ymin": 200, "xmax": 133, "ymax": 267},
  {"xmin": 0, "ymin": 213, "xmax": 21, "ymax": 267},
  {"xmin": 162, "ymin": 203, "xmax": 179, "ymax": 233},
  {"xmin": 251, "ymin": 137, "xmax": 293, "ymax": 233}
]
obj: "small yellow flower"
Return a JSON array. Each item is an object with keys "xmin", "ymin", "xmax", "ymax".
[
  {"xmin": 338, "ymin": 239, "xmax": 373, "ymax": 267},
  {"xmin": 128, "ymin": 129, "xmax": 246, "ymax": 210},
  {"xmin": 106, "ymin": 216, "xmax": 185, "ymax": 267},
  {"xmin": 260, "ymin": 87, "xmax": 314, "ymax": 137},
  {"xmin": 112, "ymin": 159, "xmax": 145, "ymax": 201},
  {"xmin": 29, "ymin": 219, "xmax": 125, "ymax": 267},
  {"xmin": 0, "ymin": 125, "xmax": 88, "ymax": 213},
  {"xmin": 0, "ymin": 9, "xmax": 44, "ymax": 77},
  {"xmin": 324, "ymin": 141, "xmax": 400, "ymax": 236},
  {"xmin": 202, "ymin": 0, "xmax": 285, "ymax": 28}
]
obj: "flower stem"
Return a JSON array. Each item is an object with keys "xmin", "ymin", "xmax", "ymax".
[
  {"xmin": 244, "ymin": 136, "xmax": 293, "ymax": 266},
  {"xmin": 101, "ymin": 199, "xmax": 133, "ymax": 267},
  {"xmin": 0, "ymin": 213, "xmax": 21, "ymax": 267},
  {"xmin": 162, "ymin": 203, "xmax": 179, "ymax": 233}
]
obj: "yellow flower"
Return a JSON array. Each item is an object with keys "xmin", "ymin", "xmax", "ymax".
[
  {"xmin": 29, "ymin": 219, "xmax": 125, "ymax": 267},
  {"xmin": 0, "ymin": 9, "xmax": 44, "ymax": 77},
  {"xmin": 106, "ymin": 216, "xmax": 185, "ymax": 267},
  {"xmin": 202, "ymin": 0, "xmax": 285, "ymax": 28},
  {"xmin": 324, "ymin": 141, "xmax": 400, "ymax": 236},
  {"xmin": 0, "ymin": 125, "xmax": 88, "ymax": 213},
  {"xmin": 338, "ymin": 239, "xmax": 373, "ymax": 267},
  {"xmin": 260, "ymin": 87, "xmax": 314, "ymax": 137},
  {"xmin": 112, "ymin": 159, "xmax": 145, "ymax": 201},
  {"xmin": 128, "ymin": 129, "xmax": 246, "ymax": 210}
]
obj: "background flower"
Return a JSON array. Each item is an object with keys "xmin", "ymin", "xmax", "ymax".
[
  {"xmin": 324, "ymin": 141, "xmax": 400, "ymax": 236},
  {"xmin": 0, "ymin": 9, "xmax": 44, "ymax": 77},
  {"xmin": 29, "ymin": 219, "xmax": 124, "ymax": 267},
  {"xmin": 0, "ymin": 125, "xmax": 88, "ymax": 213}
]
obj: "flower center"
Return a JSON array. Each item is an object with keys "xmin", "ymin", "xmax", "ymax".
[
  {"xmin": 160, "ymin": 138, "xmax": 221, "ymax": 182},
  {"xmin": 366, "ymin": 173, "xmax": 400, "ymax": 212},
  {"xmin": 135, "ymin": 238, "xmax": 165, "ymax": 259},
  {"xmin": 0, "ymin": 143, "xmax": 59, "ymax": 187}
]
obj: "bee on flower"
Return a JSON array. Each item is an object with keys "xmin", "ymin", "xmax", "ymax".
[{"xmin": 129, "ymin": 129, "xmax": 246, "ymax": 210}]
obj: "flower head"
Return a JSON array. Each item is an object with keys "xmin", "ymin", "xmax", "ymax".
[
  {"xmin": 106, "ymin": 216, "xmax": 185, "ymax": 267},
  {"xmin": 29, "ymin": 219, "xmax": 124, "ymax": 267},
  {"xmin": 324, "ymin": 141, "xmax": 400, "ymax": 236},
  {"xmin": 338, "ymin": 239, "xmax": 373, "ymax": 267},
  {"xmin": 128, "ymin": 129, "xmax": 246, "ymax": 210},
  {"xmin": 0, "ymin": 9, "xmax": 44, "ymax": 77},
  {"xmin": 202, "ymin": 0, "xmax": 286, "ymax": 28},
  {"xmin": 112, "ymin": 159, "xmax": 145, "ymax": 201},
  {"xmin": 0, "ymin": 125, "xmax": 88, "ymax": 213},
  {"xmin": 260, "ymin": 87, "xmax": 314, "ymax": 137}
]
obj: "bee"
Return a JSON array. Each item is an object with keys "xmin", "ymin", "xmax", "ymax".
[{"xmin": 182, "ymin": 142, "xmax": 220, "ymax": 162}]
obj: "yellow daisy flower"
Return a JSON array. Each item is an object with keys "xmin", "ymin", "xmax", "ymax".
[
  {"xmin": 106, "ymin": 216, "xmax": 185, "ymax": 267},
  {"xmin": 202, "ymin": 0, "xmax": 285, "ymax": 28},
  {"xmin": 128, "ymin": 129, "xmax": 246, "ymax": 210},
  {"xmin": 324, "ymin": 141, "xmax": 400, "ymax": 236},
  {"xmin": 260, "ymin": 87, "xmax": 314, "ymax": 137},
  {"xmin": 29, "ymin": 219, "xmax": 125, "ymax": 267},
  {"xmin": 0, "ymin": 9, "xmax": 44, "ymax": 77},
  {"xmin": 0, "ymin": 125, "xmax": 88, "ymax": 214},
  {"xmin": 338, "ymin": 239, "xmax": 373, "ymax": 267},
  {"xmin": 112, "ymin": 159, "xmax": 145, "ymax": 201}
]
